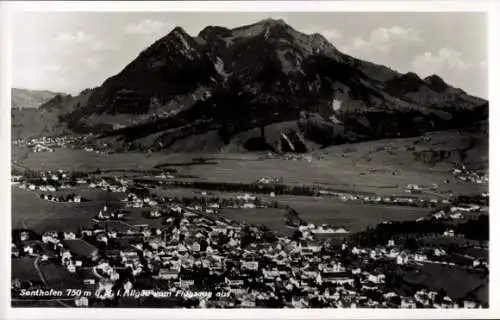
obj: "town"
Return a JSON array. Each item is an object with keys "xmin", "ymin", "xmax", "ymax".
[{"xmin": 11, "ymin": 148, "xmax": 489, "ymax": 308}]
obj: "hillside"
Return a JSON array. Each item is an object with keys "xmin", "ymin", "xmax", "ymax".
[
  {"xmin": 11, "ymin": 88, "xmax": 65, "ymax": 109},
  {"xmin": 12, "ymin": 18, "xmax": 488, "ymax": 153}
]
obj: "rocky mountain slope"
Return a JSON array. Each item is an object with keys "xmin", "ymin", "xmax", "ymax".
[{"xmin": 12, "ymin": 19, "xmax": 488, "ymax": 153}]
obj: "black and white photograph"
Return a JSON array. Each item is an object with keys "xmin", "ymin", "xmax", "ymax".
[{"xmin": 1, "ymin": 1, "xmax": 498, "ymax": 318}]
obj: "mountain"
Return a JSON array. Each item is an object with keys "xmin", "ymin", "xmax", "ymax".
[
  {"xmin": 11, "ymin": 88, "xmax": 66, "ymax": 109},
  {"xmin": 12, "ymin": 19, "xmax": 488, "ymax": 152}
]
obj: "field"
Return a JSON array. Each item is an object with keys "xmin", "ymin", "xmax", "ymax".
[
  {"xmin": 402, "ymin": 263, "xmax": 488, "ymax": 304},
  {"xmin": 12, "ymin": 135, "xmax": 487, "ymax": 237},
  {"xmin": 12, "ymin": 257, "xmax": 41, "ymax": 282},
  {"xmin": 220, "ymin": 208, "xmax": 288, "ymax": 232},
  {"xmin": 220, "ymin": 196, "xmax": 429, "ymax": 234},
  {"xmin": 11, "ymin": 186, "xmax": 168, "ymax": 234},
  {"xmin": 16, "ymin": 144, "xmax": 486, "ymax": 197},
  {"xmin": 39, "ymin": 263, "xmax": 83, "ymax": 290},
  {"xmin": 11, "ymin": 187, "xmax": 125, "ymax": 232},
  {"xmin": 274, "ymin": 195, "xmax": 428, "ymax": 232}
]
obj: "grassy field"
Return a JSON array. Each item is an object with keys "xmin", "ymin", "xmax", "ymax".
[
  {"xmin": 220, "ymin": 197, "xmax": 429, "ymax": 234},
  {"xmin": 17, "ymin": 146, "xmax": 486, "ymax": 197},
  {"xmin": 11, "ymin": 187, "xmax": 125, "ymax": 233},
  {"xmin": 275, "ymin": 195, "xmax": 429, "ymax": 233},
  {"xmin": 13, "ymin": 135, "xmax": 487, "ymax": 237},
  {"xmin": 39, "ymin": 263, "xmax": 83, "ymax": 290},
  {"xmin": 404, "ymin": 263, "xmax": 488, "ymax": 304},
  {"xmin": 220, "ymin": 208, "xmax": 288, "ymax": 232},
  {"xmin": 12, "ymin": 187, "xmax": 167, "ymax": 233},
  {"xmin": 12, "ymin": 257, "xmax": 40, "ymax": 282}
]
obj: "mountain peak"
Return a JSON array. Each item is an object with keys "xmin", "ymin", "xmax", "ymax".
[
  {"xmin": 424, "ymin": 74, "xmax": 450, "ymax": 93},
  {"xmin": 37, "ymin": 19, "xmax": 486, "ymax": 153},
  {"xmin": 170, "ymin": 26, "xmax": 189, "ymax": 36},
  {"xmin": 255, "ymin": 18, "xmax": 288, "ymax": 26}
]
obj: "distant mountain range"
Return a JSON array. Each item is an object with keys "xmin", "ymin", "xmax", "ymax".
[
  {"xmin": 11, "ymin": 88, "xmax": 67, "ymax": 109},
  {"xmin": 12, "ymin": 18, "xmax": 488, "ymax": 153}
]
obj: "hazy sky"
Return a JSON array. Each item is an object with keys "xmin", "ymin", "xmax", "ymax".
[{"xmin": 11, "ymin": 12, "xmax": 488, "ymax": 98}]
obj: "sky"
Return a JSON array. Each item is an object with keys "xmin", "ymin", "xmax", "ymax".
[{"xmin": 11, "ymin": 12, "xmax": 488, "ymax": 98}]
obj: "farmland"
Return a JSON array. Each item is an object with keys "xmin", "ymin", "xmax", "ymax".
[
  {"xmin": 220, "ymin": 208, "xmax": 288, "ymax": 233},
  {"xmin": 12, "ymin": 257, "xmax": 41, "ymax": 282},
  {"xmin": 15, "ymin": 142, "xmax": 486, "ymax": 198},
  {"xmin": 11, "ymin": 188, "xmax": 120, "ymax": 232},
  {"xmin": 11, "ymin": 187, "xmax": 167, "ymax": 233},
  {"xmin": 12, "ymin": 138, "xmax": 487, "ymax": 236},
  {"xmin": 219, "ymin": 197, "xmax": 429, "ymax": 234},
  {"xmin": 275, "ymin": 196, "xmax": 429, "ymax": 233}
]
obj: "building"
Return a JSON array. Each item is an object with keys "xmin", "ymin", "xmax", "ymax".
[
  {"xmin": 443, "ymin": 229, "xmax": 455, "ymax": 237},
  {"xmin": 397, "ymin": 252, "xmax": 409, "ymax": 265},
  {"xmin": 321, "ymin": 271, "xmax": 354, "ymax": 285},
  {"xmin": 157, "ymin": 268, "xmax": 180, "ymax": 280}
]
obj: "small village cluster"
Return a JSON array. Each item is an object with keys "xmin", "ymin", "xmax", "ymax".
[
  {"xmin": 14, "ymin": 135, "xmax": 89, "ymax": 153},
  {"xmin": 452, "ymin": 166, "xmax": 489, "ymax": 185}
]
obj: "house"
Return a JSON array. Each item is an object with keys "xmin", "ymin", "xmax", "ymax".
[
  {"xmin": 387, "ymin": 240, "xmax": 395, "ymax": 247},
  {"xmin": 443, "ymin": 229, "xmax": 455, "ymax": 237},
  {"xmin": 81, "ymin": 229, "xmax": 93, "ymax": 237},
  {"xmin": 64, "ymin": 240, "xmax": 99, "ymax": 261},
  {"xmin": 262, "ymin": 269, "xmax": 281, "ymax": 279},
  {"xmin": 149, "ymin": 210, "xmax": 161, "ymax": 218},
  {"xmin": 75, "ymin": 296, "xmax": 89, "ymax": 307},
  {"xmin": 23, "ymin": 244, "xmax": 36, "ymax": 256},
  {"xmin": 237, "ymin": 194, "xmax": 256, "ymax": 201},
  {"xmin": 242, "ymin": 203, "xmax": 256, "ymax": 209},
  {"xmin": 190, "ymin": 242, "xmax": 201, "ymax": 252},
  {"xmin": 302, "ymin": 269, "xmax": 319, "ymax": 280},
  {"xmin": 434, "ymin": 248, "xmax": 446, "ymax": 257},
  {"xmin": 242, "ymin": 261, "xmax": 259, "ymax": 271},
  {"xmin": 241, "ymin": 300, "xmax": 256, "ymax": 308},
  {"xmin": 449, "ymin": 212, "xmax": 463, "ymax": 220},
  {"xmin": 96, "ymin": 233, "xmax": 108, "ymax": 245},
  {"xmin": 367, "ymin": 273, "xmax": 385, "ymax": 284},
  {"xmin": 351, "ymin": 268, "xmax": 361, "ymax": 275},
  {"xmin": 120, "ymin": 248, "xmax": 139, "ymax": 259},
  {"xmin": 463, "ymin": 300, "xmax": 477, "ymax": 308},
  {"xmin": 178, "ymin": 279, "xmax": 195, "ymax": 288},
  {"xmin": 397, "ymin": 252, "xmax": 409, "ymax": 265},
  {"xmin": 67, "ymin": 264, "xmax": 76, "ymax": 273},
  {"xmin": 42, "ymin": 231, "xmax": 59, "ymax": 244},
  {"xmin": 321, "ymin": 271, "xmax": 354, "ymax": 285},
  {"xmin": 61, "ymin": 250, "xmax": 72, "ymax": 261},
  {"xmin": 414, "ymin": 253, "xmax": 427, "ymax": 262},
  {"xmin": 11, "ymin": 244, "xmax": 20, "ymax": 257},
  {"xmin": 64, "ymin": 232, "xmax": 76, "ymax": 240},
  {"xmin": 227, "ymin": 277, "xmax": 246, "ymax": 294}
]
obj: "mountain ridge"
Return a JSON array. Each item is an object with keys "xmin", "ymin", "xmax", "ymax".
[
  {"xmin": 11, "ymin": 88, "xmax": 68, "ymax": 109},
  {"xmin": 12, "ymin": 18, "xmax": 488, "ymax": 153}
]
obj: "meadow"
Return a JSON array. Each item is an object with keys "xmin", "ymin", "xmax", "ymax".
[
  {"xmin": 403, "ymin": 263, "xmax": 489, "ymax": 305},
  {"xmin": 220, "ymin": 195, "xmax": 429, "ymax": 234},
  {"xmin": 16, "ymin": 144, "xmax": 486, "ymax": 198},
  {"xmin": 12, "ymin": 135, "xmax": 487, "ymax": 237}
]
